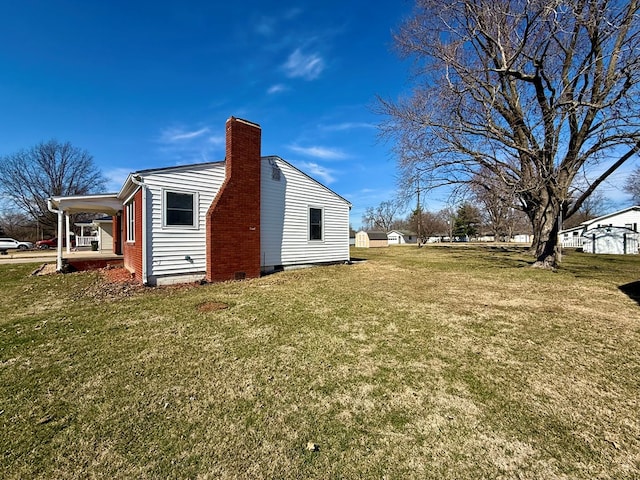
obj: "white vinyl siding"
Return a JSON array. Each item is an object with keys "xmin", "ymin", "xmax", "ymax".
[
  {"xmin": 261, "ymin": 156, "xmax": 350, "ymax": 269},
  {"xmin": 141, "ymin": 163, "xmax": 226, "ymax": 282},
  {"xmin": 137, "ymin": 157, "xmax": 350, "ymax": 283},
  {"xmin": 584, "ymin": 209, "xmax": 640, "ymax": 233}
]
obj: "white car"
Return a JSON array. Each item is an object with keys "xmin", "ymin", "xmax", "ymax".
[{"xmin": 0, "ymin": 237, "xmax": 34, "ymax": 252}]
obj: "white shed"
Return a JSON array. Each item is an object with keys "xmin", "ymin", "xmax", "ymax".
[
  {"xmin": 582, "ymin": 226, "xmax": 639, "ymax": 254},
  {"xmin": 560, "ymin": 205, "xmax": 640, "ymax": 252}
]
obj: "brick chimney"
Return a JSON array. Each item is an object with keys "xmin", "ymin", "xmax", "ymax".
[{"xmin": 206, "ymin": 117, "xmax": 262, "ymax": 282}]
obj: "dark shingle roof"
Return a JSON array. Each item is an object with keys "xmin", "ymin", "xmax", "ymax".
[{"xmin": 366, "ymin": 231, "xmax": 388, "ymax": 240}]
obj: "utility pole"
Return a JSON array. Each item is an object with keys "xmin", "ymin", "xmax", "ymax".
[{"xmin": 416, "ymin": 176, "xmax": 422, "ymax": 248}]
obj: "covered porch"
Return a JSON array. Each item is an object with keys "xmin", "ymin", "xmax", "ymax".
[{"xmin": 48, "ymin": 194, "xmax": 123, "ymax": 271}]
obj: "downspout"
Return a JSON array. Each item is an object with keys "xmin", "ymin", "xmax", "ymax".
[
  {"xmin": 130, "ymin": 175, "xmax": 149, "ymax": 285},
  {"xmin": 47, "ymin": 199, "xmax": 64, "ymax": 272}
]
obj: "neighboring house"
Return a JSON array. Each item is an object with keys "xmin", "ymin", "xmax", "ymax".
[
  {"xmin": 425, "ymin": 235, "xmax": 445, "ymax": 243},
  {"xmin": 512, "ymin": 233, "xmax": 533, "ymax": 243},
  {"xmin": 476, "ymin": 234, "xmax": 496, "ymax": 242},
  {"xmin": 48, "ymin": 117, "xmax": 352, "ymax": 285},
  {"xmin": 93, "ymin": 217, "xmax": 114, "ymax": 252},
  {"xmin": 73, "ymin": 222, "xmax": 96, "ymax": 248},
  {"xmin": 559, "ymin": 226, "xmax": 584, "ymax": 248},
  {"xmin": 559, "ymin": 205, "xmax": 640, "ymax": 254},
  {"xmin": 355, "ymin": 231, "xmax": 389, "ymax": 248},
  {"xmin": 387, "ymin": 230, "xmax": 418, "ymax": 245}
]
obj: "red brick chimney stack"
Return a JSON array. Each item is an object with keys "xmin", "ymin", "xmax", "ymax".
[{"xmin": 206, "ymin": 117, "xmax": 262, "ymax": 282}]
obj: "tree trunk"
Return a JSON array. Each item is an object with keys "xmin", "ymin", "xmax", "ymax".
[{"xmin": 529, "ymin": 197, "xmax": 562, "ymax": 269}]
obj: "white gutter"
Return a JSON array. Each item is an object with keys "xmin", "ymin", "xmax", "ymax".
[
  {"xmin": 47, "ymin": 199, "xmax": 64, "ymax": 271},
  {"xmin": 130, "ymin": 175, "xmax": 149, "ymax": 285}
]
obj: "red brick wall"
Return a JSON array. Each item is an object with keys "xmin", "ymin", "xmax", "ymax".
[
  {"xmin": 206, "ymin": 117, "xmax": 261, "ymax": 282},
  {"xmin": 112, "ymin": 213, "xmax": 122, "ymax": 255},
  {"xmin": 123, "ymin": 189, "xmax": 144, "ymax": 283}
]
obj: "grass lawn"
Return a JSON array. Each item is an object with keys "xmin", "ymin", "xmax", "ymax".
[{"xmin": 1, "ymin": 245, "xmax": 639, "ymax": 479}]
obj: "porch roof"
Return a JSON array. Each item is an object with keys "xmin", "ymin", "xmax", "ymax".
[{"xmin": 49, "ymin": 194, "xmax": 122, "ymax": 215}]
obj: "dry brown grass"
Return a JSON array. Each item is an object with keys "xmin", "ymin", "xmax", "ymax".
[{"xmin": 0, "ymin": 245, "xmax": 639, "ymax": 479}]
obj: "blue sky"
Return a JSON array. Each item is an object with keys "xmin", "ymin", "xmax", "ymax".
[
  {"xmin": 1, "ymin": 1, "xmax": 636, "ymax": 230},
  {"xmin": 0, "ymin": 0, "xmax": 422, "ymax": 228}
]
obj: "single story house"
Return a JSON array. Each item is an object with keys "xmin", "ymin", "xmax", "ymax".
[
  {"xmin": 355, "ymin": 231, "xmax": 389, "ymax": 248},
  {"xmin": 387, "ymin": 230, "xmax": 418, "ymax": 245},
  {"xmin": 511, "ymin": 233, "xmax": 533, "ymax": 243},
  {"xmin": 476, "ymin": 234, "xmax": 496, "ymax": 242},
  {"xmin": 48, "ymin": 117, "xmax": 352, "ymax": 285},
  {"xmin": 559, "ymin": 205, "xmax": 640, "ymax": 254}
]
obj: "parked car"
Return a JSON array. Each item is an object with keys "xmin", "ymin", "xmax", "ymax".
[
  {"xmin": 0, "ymin": 237, "xmax": 34, "ymax": 251},
  {"xmin": 36, "ymin": 237, "xmax": 75, "ymax": 249},
  {"xmin": 36, "ymin": 237, "xmax": 57, "ymax": 249}
]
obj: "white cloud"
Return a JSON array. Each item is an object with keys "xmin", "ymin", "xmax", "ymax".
[
  {"xmin": 298, "ymin": 161, "xmax": 336, "ymax": 184},
  {"xmin": 321, "ymin": 122, "xmax": 376, "ymax": 132},
  {"xmin": 255, "ymin": 16, "xmax": 275, "ymax": 36},
  {"xmin": 207, "ymin": 135, "xmax": 225, "ymax": 146},
  {"xmin": 155, "ymin": 124, "xmax": 226, "ymax": 165},
  {"xmin": 254, "ymin": 9, "xmax": 301, "ymax": 36},
  {"xmin": 267, "ymin": 84, "xmax": 288, "ymax": 94},
  {"xmin": 283, "ymin": 48, "xmax": 325, "ymax": 80},
  {"xmin": 288, "ymin": 144, "xmax": 348, "ymax": 160},
  {"xmin": 103, "ymin": 168, "xmax": 131, "ymax": 192},
  {"xmin": 159, "ymin": 127, "xmax": 209, "ymax": 143}
]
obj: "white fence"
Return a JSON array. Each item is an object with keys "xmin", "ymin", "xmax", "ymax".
[
  {"xmin": 76, "ymin": 235, "xmax": 98, "ymax": 247},
  {"xmin": 561, "ymin": 236, "xmax": 583, "ymax": 248}
]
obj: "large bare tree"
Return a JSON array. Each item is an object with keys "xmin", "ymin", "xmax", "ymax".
[
  {"xmin": 380, "ymin": 0, "xmax": 640, "ymax": 267},
  {"xmin": 0, "ymin": 140, "xmax": 106, "ymax": 233},
  {"xmin": 624, "ymin": 166, "xmax": 640, "ymax": 203},
  {"xmin": 362, "ymin": 199, "xmax": 404, "ymax": 231}
]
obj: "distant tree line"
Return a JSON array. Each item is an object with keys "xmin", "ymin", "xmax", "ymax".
[
  {"xmin": 362, "ymin": 199, "xmax": 531, "ymax": 242},
  {"xmin": 361, "ymin": 186, "xmax": 614, "ymax": 243}
]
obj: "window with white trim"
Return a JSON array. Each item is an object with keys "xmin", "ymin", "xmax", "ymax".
[
  {"xmin": 164, "ymin": 190, "xmax": 197, "ymax": 227},
  {"xmin": 309, "ymin": 207, "xmax": 323, "ymax": 241},
  {"xmin": 126, "ymin": 201, "xmax": 135, "ymax": 242}
]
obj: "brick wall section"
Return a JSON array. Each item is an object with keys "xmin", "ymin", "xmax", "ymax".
[
  {"xmin": 123, "ymin": 189, "xmax": 144, "ymax": 282},
  {"xmin": 111, "ymin": 213, "xmax": 122, "ymax": 255},
  {"xmin": 206, "ymin": 117, "xmax": 261, "ymax": 282}
]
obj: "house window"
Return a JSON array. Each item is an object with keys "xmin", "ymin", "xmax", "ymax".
[
  {"xmin": 126, "ymin": 201, "xmax": 135, "ymax": 242},
  {"xmin": 164, "ymin": 190, "xmax": 197, "ymax": 227},
  {"xmin": 309, "ymin": 207, "xmax": 323, "ymax": 241}
]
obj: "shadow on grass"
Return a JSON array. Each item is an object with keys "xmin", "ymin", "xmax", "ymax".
[{"xmin": 619, "ymin": 280, "xmax": 640, "ymax": 306}]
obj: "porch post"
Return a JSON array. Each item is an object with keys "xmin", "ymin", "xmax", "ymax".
[
  {"xmin": 65, "ymin": 214, "xmax": 72, "ymax": 253},
  {"xmin": 57, "ymin": 210, "xmax": 64, "ymax": 271}
]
